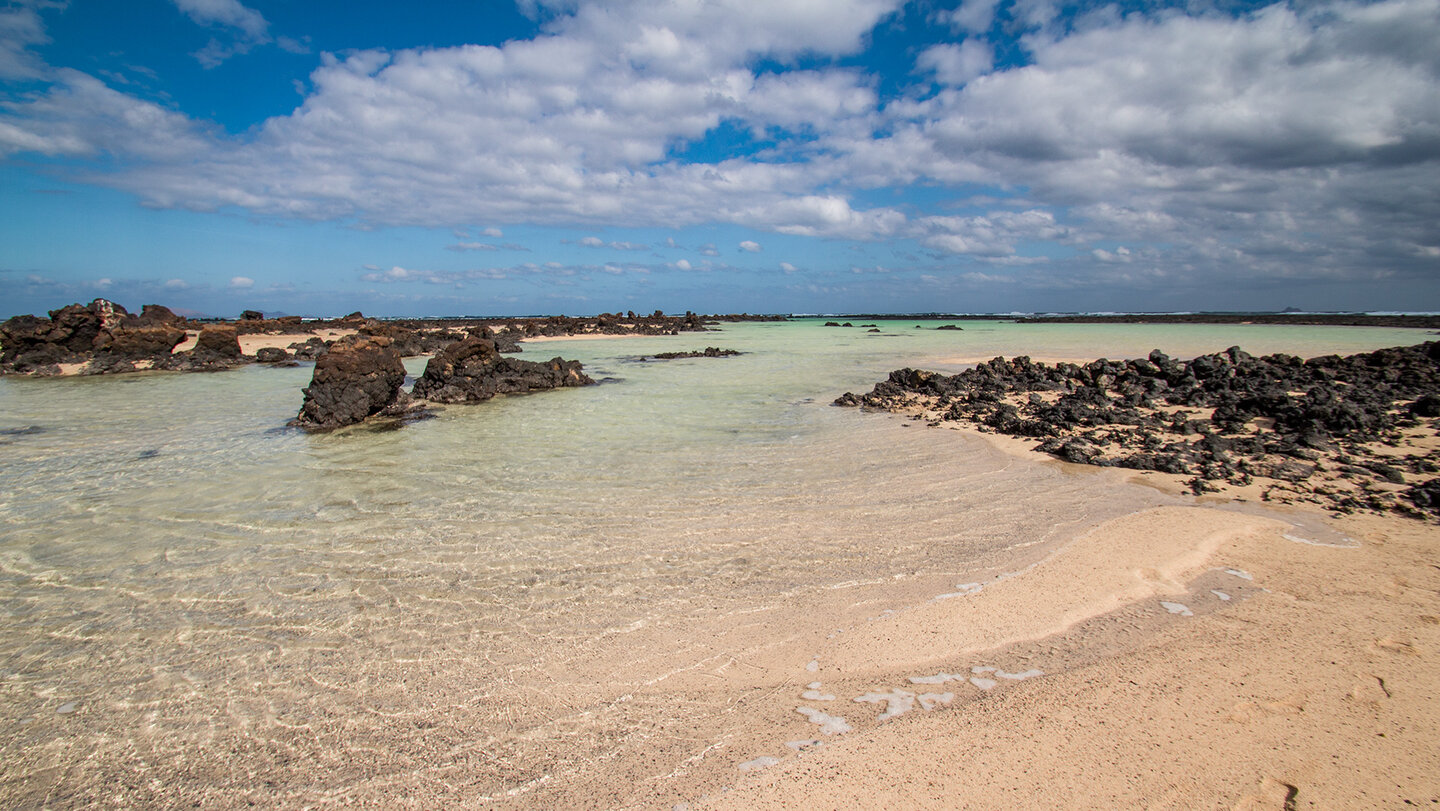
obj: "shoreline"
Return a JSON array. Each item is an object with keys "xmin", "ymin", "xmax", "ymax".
[
  {"xmin": 2, "ymin": 322, "xmax": 1438, "ymax": 808},
  {"xmin": 692, "ymin": 499, "xmax": 1439, "ymax": 809}
]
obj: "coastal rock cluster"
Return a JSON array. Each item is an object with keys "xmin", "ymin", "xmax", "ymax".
[
  {"xmin": 643, "ymin": 347, "xmax": 742, "ymax": 360},
  {"xmin": 292, "ymin": 334, "xmax": 420, "ymax": 430},
  {"xmin": 836, "ymin": 342, "xmax": 1440, "ymax": 519},
  {"xmin": 291, "ymin": 334, "xmax": 594, "ymax": 430},
  {"xmin": 0, "ymin": 299, "xmax": 245, "ymax": 375},
  {"xmin": 409, "ymin": 335, "xmax": 592, "ymax": 404}
]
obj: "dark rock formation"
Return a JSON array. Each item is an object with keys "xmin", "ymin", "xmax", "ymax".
[
  {"xmin": 288, "ymin": 337, "xmax": 329, "ymax": 360},
  {"xmin": 255, "ymin": 347, "xmax": 292, "ymax": 363},
  {"xmin": 410, "ymin": 336, "xmax": 593, "ymax": 404},
  {"xmin": 240, "ymin": 310, "xmax": 265, "ymax": 321},
  {"xmin": 1, "ymin": 299, "xmax": 189, "ymax": 374},
  {"xmin": 291, "ymin": 334, "xmax": 418, "ymax": 430},
  {"xmin": 644, "ymin": 347, "xmax": 742, "ymax": 360},
  {"xmin": 161, "ymin": 326, "xmax": 246, "ymax": 372},
  {"xmin": 837, "ymin": 342, "xmax": 1440, "ymax": 518}
]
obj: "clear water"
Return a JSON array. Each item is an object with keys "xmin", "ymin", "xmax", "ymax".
[{"xmin": 0, "ymin": 319, "xmax": 1430, "ymax": 806}]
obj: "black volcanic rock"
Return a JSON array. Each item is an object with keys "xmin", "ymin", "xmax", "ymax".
[
  {"xmin": 645, "ymin": 347, "xmax": 741, "ymax": 360},
  {"xmin": 410, "ymin": 335, "xmax": 593, "ymax": 404},
  {"xmin": 291, "ymin": 334, "xmax": 416, "ymax": 430},
  {"xmin": 1, "ymin": 299, "xmax": 188, "ymax": 373},
  {"xmin": 838, "ymin": 341, "xmax": 1440, "ymax": 518}
]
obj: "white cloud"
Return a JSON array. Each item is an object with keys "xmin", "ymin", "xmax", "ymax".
[
  {"xmin": 164, "ymin": 278, "xmax": 189, "ymax": 290},
  {"xmin": 172, "ymin": 0, "xmax": 268, "ymax": 40},
  {"xmin": 917, "ymin": 40, "xmax": 993, "ymax": 85},
  {"xmin": 228, "ymin": 275, "xmax": 255, "ymax": 288},
  {"xmin": 481, "ymin": 227, "xmax": 503, "ymax": 237},
  {"xmin": 673, "ymin": 258, "xmax": 692, "ymax": 270},
  {"xmin": 780, "ymin": 262, "xmax": 797, "ymax": 273},
  {"xmin": 941, "ymin": 0, "xmax": 1000, "ymax": 34},
  {"xmin": 1, "ymin": 0, "xmax": 1437, "ymax": 297},
  {"xmin": 738, "ymin": 240, "xmax": 762, "ymax": 252},
  {"xmin": 0, "ymin": 4, "xmax": 49, "ymax": 80},
  {"xmin": 579, "ymin": 236, "xmax": 606, "ymax": 247},
  {"xmin": 447, "ymin": 242, "xmax": 499, "ymax": 252}
]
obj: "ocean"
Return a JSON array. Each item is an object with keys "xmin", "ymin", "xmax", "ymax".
[{"xmin": 1, "ymin": 318, "xmax": 1431, "ymax": 806}]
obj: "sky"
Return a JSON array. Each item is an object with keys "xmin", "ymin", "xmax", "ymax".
[{"xmin": 1, "ymin": 0, "xmax": 1438, "ymax": 318}]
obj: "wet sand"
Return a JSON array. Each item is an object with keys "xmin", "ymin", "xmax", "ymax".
[{"xmin": 692, "ymin": 502, "xmax": 1440, "ymax": 810}]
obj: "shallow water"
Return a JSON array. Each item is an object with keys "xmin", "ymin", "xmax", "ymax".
[{"xmin": 0, "ymin": 319, "xmax": 1429, "ymax": 806}]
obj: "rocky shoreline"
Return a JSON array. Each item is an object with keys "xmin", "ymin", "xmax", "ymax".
[
  {"xmin": 837, "ymin": 342, "xmax": 1440, "ymax": 520},
  {"xmin": 0, "ymin": 300, "xmax": 779, "ymax": 431},
  {"xmin": 0, "ymin": 300, "xmax": 768, "ymax": 377}
]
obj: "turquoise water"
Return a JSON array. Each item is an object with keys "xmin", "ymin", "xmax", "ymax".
[{"xmin": 0, "ymin": 319, "xmax": 1431, "ymax": 806}]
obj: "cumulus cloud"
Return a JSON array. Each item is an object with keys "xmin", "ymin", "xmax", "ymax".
[
  {"xmin": 917, "ymin": 40, "xmax": 993, "ymax": 85},
  {"xmin": 780, "ymin": 261, "xmax": 797, "ymax": 273},
  {"xmin": 228, "ymin": 275, "xmax": 254, "ymax": 288},
  {"xmin": 738, "ymin": 240, "xmax": 761, "ymax": 252},
  {"xmin": 1, "ymin": 0, "xmax": 1437, "ymax": 299}
]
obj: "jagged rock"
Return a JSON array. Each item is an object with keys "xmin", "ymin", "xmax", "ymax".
[
  {"xmin": 161, "ymin": 326, "xmax": 247, "ymax": 372},
  {"xmin": 240, "ymin": 310, "xmax": 265, "ymax": 321},
  {"xmin": 646, "ymin": 347, "xmax": 741, "ymax": 360},
  {"xmin": 137, "ymin": 304, "xmax": 184, "ymax": 327},
  {"xmin": 106, "ymin": 324, "xmax": 188, "ymax": 359},
  {"xmin": 410, "ymin": 336, "xmax": 593, "ymax": 404},
  {"xmin": 291, "ymin": 334, "xmax": 417, "ymax": 430},
  {"xmin": 255, "ymin": 347, "xmax": 291, "ymax": 363},
  {"xmin": 841, "ymin": 341, "xmax": 1440, "ymax": 518},
  {"xmin": 288, "ymin": 337, "xmax": 329, "ymax": 359}
]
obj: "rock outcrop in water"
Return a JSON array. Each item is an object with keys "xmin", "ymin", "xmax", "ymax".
[
  {"xmin": 410, "ymin": 335, "xmax": 593, "ymax": 404},
  {"xmin": 290, "ymin": 334, "xmax": 595, "ymax": 430},
  {"xmin": 837, "ymin": 342, "xmax": 1440, "ymax": 518},
  {"xmin": 291, "ymin": 334, "xmax": 419, "ymax": 430},
  {"xmin": 0, "ymin": 298, "xmax": 192, "ymax": 374}
]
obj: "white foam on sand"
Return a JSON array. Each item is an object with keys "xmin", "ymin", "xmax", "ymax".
[
  {"xmin": 917, "ymin": 692, "xmax": 954, "ymax": 710},
  {"xmin": 1224, "ymin": 567, "xmax": 1254, "ymax": 580},
  {"xmin": 1161, "ymin": 601, "xmax": 1194, "ymax": 616},
  {"xmin": 971, "ymin": 666, "xmax": 1045, "ymax": 681},
  {"xmin": 1211, "ymin": 589, "xmax": 1232, "ymax": 601},
  {"xmin": 738, "ymin": 756, "xmax": 780, "ymax": 772},
  {"xmin": 935, "ymin": 582, "xmax": 984, "ymax": 600},
  {"xmin": 854, "ymin": 689, "xmax": 916, "ymax": 720},
  {"xmin": 969, "ymin": 677, "xmax": 998, "ymax": 690},
  {"xmin": 908, "ymin": 672, "xmax": 965, "ymax": 685},
  {"xmin": 801, "ymin": 682, "xmax": 836, "ymax": 701},
  {"xmin": 796, "ymin": 707, "xmax": 852, "ymax": 735}
]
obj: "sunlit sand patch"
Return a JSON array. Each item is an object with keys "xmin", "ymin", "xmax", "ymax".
[
  {"xmin": 786, "ymin": 739, "xmax": 824, "ymax": 752},
  {"xmin": 795, "ymin": 707, "xmax": 852, "ymax": 735}
]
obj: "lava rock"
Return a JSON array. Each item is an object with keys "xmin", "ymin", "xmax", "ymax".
[
  {"xmin": 410, "ymin": 336, "xmax": 593, "ymax": 404},
  {"xmin": 291, "ymin": 334, "xmax": 415, "ymax": 430}
]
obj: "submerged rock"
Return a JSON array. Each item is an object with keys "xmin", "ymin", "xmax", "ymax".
[
  {"xmin": 410, "ymin": 335, "xmax": 593, "ymax": 403},
  {"xmin": 291, "ymin": 334, "xmax": 418, "ymax": 430}
]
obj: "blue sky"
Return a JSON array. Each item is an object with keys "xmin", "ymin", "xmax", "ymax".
[{"xmin": 2, "ymin": 0, "xmax": 1438, "ymax": 318}]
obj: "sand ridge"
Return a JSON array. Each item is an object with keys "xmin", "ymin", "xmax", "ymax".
[{"xmin": 683, "ymin": 507, "xmax": 1440, "ymax": 810}]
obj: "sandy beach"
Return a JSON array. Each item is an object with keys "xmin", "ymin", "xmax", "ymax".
[{"xmin": 685, "ymin": 491, "xmax": 1440, "ymax": 809}]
